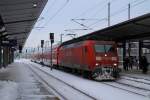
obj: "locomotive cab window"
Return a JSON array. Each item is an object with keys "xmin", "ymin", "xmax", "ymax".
[
  {"xmin": 105, "ymin": 45, "xmax": 115, "ymax": 52},
  {"xmin": 94, "ymin": 45, "xmax": 105, "ymax": 52},
  {"xmin": 94, "ymin": 44, "xmax": 114, "ymax": 53}
]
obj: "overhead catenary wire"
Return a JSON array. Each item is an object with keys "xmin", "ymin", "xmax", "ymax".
[
  {"xmin": 63, "ymin": 0, "xmax": 118, "ymax": 33},
  {"xmin": 131, "ymin": 0, "xmax": 148, "ymax": 7},
  {"xmin": 75, "ymin": 0, "xmax": 109, "ymax": 19},
  {"xmin": 71, "ymin": 19, "xmax": 92, "ymax": 30},
  {"xmin": 34, "ymin": 0, "xmax": 58, "ymax": 28},
  {"xmin": 111, "ymin": 0, "xmax": 148, "ymax": 17},
  {"xmin": 63, "ymin": 0, "xmax": 148, "ymax": 39},
  {"xmin": 63, "ymin": 1, "xmax": 108, "ymax": 33},
  {"xmin": 68, "ymin": 0, "xmax": 120, "ymax": 31},
  {"xmin": 75, "ymin": 0, "xmax": 119, "ymax": 19},
  {"xmin": 70, "ymin": 3, "xmax": 108, "ymax": 31},
  {"xmin": 88, "ymin": 18, "xmax": 108, "ymax": 27},
  {"xmin": 38, "ymin": 0, "xmax": 69, "ymax": 29},
  {"xmin": 42, "ymin": 0, "xmax": 58, "ymax": 16},
  {"xmin": 85, "ymin": 0, "xmax": 148, "ymax": 28}
]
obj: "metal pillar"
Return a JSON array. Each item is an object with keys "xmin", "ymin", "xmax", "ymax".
[
  {"xmin": 60, "ymin": 34, "xmax": 63, "ymax": 43},
  {"xmin": 108, "ymin": 2, "xmax": 110, "ymax": 27},
  {"xmin": 0, "ymin": 46, "xmax": 2, "ymax": 68},
  {"xmin": 9, "ymin": 48, "xmax": 14, "ymax": 63},
  {"xmin": 42, "ymin": 47, "xmax": 43, "ymax": 64},
  {"xmin": 128, "ymin": 41, "xmax": 131, "ymax": 57},
  {"xmin": 139, "ymin": 40, "xmax": 143, "ymax": 69},
  {"xmin": 128, "ymin": 3, "xmax": 131, "ymax": 20},
  {"xmin": 123, "ymin": 41, "xmax": 126, "ymax": 68},
  {"xmin": 50, "ymin": 42, "xmax": 52, "ymax": 70},
  {"xmin": 8, "ymin": 47, "xmax": 11, "ymax": 64},
  {"xmin": 12, "ymin": 49, "xmax": 14, "ymax": 63},
  {"xmin": 127, "ymin": 4, "xmax": 131, "ymax": 58},
  {"xmin": 3, "ymin": 47, "xmax": 9, "ymax": 67}
]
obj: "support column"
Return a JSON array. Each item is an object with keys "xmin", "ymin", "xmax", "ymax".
[
  {"xmin": 139, "ymin": 40, "xmax": 143, "ymax": 69},
  {"xmin": 0, "ymin": 46, "xmax": 2, "ymax": 68},
  {"xmin": 10, "ymin": 48, "xmax": 14, "ymax": 63},
  {"xmin": 8, "ymin": 47, "xmax": 11, "ymax": 64},
  {"xmin": 128, "ymin": 41, "xmax": 131, "ymax": 57},
  {"xmin": 3, "ymin": 47, "xmax": 9, "ymax": 67},
  {"xmin": 123, "ymin": 41, "xmax": 126, "ymax": 69}
]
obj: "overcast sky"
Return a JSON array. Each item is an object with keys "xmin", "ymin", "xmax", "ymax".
[{"xmin": 24, "ymin": 0, "xmax": 150, "ymax": 49}]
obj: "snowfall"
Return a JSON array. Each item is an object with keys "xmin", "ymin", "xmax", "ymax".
[{"xmin": 0, "ymin": 59, "xmax": 150, "ymax": 100}]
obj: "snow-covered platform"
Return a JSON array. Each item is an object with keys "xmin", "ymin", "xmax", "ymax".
[
  {"xmin": 120, "ymin": 67, "xmax": 150, "ymax": 80},
  {"xmin": 0, "ymin": 61, "xmax": 59, "ymax": 100}
]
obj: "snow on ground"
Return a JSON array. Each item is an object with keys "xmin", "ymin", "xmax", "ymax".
[
  {"xmin": 23, "ymin": 60, "xmax": 150, "ymax": 100},
  {"xmin": 118, "ymin": 77, "xmax": 150, "ymax": 90},
  {"xmin": 121, "ymin": 73, "xmax": 150, "ymax": 81},
  {"xmin": 29, "ymin": 64, "xmax": 94, "ymax": 100},
  {"xmin": 121, "ymin": 75, "xmax": 150, "ymax": 84},
  {"xmin": 0, "ymin": 81, "xmax": 18, "ymax": 100},
  {"xmin": 0, "ymin": 60, "xmax": 57, "ymax": 100}
]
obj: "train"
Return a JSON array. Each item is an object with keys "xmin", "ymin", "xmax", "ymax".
[{"xmin": 31, "ymin": 40, "xmax": 120, "ymax": 80}]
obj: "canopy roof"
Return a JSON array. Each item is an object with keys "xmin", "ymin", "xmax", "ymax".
[{"xmin": 0, "ymin": 0, "xmax": 47, "ymax": 48}]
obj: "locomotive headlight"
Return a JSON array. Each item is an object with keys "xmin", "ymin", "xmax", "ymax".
[
  {"xmin": 112, "ymin": 57, "xmax": 117, "ymax": 61},
  {"xmin": 95, "ymin": 63, "xmax": 99, "ymax": 66},
  {"xmin": 105, "ymin": 54, "xmax": 107, "ymax": 57},
  {"xmin": 113, "ymin": 63, "xmax": 117, "ymax": 66}
]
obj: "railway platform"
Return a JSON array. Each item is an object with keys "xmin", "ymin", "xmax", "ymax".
[
  {"xmin": 0, "ymin": 60, "xmax": 59, "ymax": 100},
  {"xmin": 119, "ymin": 65, "xmax": 150, "ymax": 79},
  {"xmin": 120, "ymin": 69, "xmax": 150, "ymax": 82}
]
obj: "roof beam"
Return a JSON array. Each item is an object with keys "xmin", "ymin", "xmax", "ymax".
[
  {"xmin": 7, "ymin": 32, "xmax": 27, "ymax": 35},
  {"xmin": 4, "ymin": 18, "xmax": 37, "ymax": 24},
  {"xmin": 0, "ymin": 1, "xmax": 38, "ymax": 6},
  {"xmin": 116, "ymin": 32, "xmax": 150, "ymax": 41},
  {"xmin": 133, "ymin": 22, "xmax": 150, "ymax": 28},
  {"xmin": 0, "ymin": 32, "xmax": 27, "ymax": 39}
]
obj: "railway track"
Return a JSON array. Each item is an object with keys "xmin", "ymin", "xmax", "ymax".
[
  {"xmin": 102, "ymin": 78, "xmax": 150, "ymax": 97},
  {"xmin": 121, "ymin": 74, "xmax": 150, "ymax": 82},
  {"xmin": 116, "ymin": 81, "xmax": 150, "ymax": 91},
  {"xmin": 28, "ymin": 62, "xmax": 150, "ymax": 98},
  {"xmin": 100, "ymin": 73, "xmax": 150, "ymax": 97},
  {"xmin": 27, "ymin": 63, "xmax": 98, "ymax": 100},
  {"xmin": 26, "ymin": 63, "xmax": 67, "ymax": 100},
  {"xmin": 102, "ymin": 82, "xmax": 147, "ymax": 97},
  {"xmin": 120, "ymin": 76, "xmax": 150, "ymax": 86}
]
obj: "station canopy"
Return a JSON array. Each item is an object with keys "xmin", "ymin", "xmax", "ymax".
[
  {"xmin": 62, "ymin": 13, "xmax": 150, "ymax": 46},
  {"xmin": 0, "ymin": 0, "xmax": 47, "ymax": 49}
]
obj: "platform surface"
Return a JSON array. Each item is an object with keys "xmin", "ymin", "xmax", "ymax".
[{"xmin": 0, "ymin": 61, "xmax": 58, "ymax": 100}]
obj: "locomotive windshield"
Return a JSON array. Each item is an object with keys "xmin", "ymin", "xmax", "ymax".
[{"xmin": 94, "ymin": 44, "xmax": 115, "ymax": 53}]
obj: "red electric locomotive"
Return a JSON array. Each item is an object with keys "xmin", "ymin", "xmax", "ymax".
[
  {"xmin": 31, "ymin": 40, "xmax": 119, "ymax": 80},
  {"xmin": 58, "ymin": 40, "xmax": 119, "ymax": 80}
]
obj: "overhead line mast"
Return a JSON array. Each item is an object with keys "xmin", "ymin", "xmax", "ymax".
[{"xmin": 108, "ymin": 2, "xmax": 110, "ymax": 27}]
